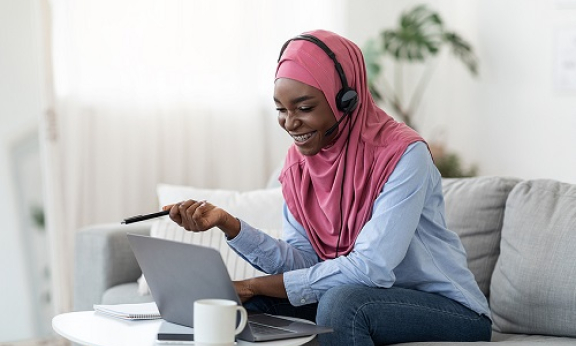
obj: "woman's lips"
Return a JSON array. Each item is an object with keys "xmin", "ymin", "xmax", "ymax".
[{"xmin": 292, "ymin": 131, "xmax": 316, "ymax": 145}]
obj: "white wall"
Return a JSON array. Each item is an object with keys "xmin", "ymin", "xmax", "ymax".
[
  {"xmin": 347, "ymin": 0, "xmax": 576, "ymax": 184},
  {"xmin": 0, "ymin": 0, "xmax": 46, "ymax": 341}
]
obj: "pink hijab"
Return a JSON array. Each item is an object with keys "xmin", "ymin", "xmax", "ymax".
[{"xmin": 276, "ymin": 30, "xmax": 425, "ymax": 260}]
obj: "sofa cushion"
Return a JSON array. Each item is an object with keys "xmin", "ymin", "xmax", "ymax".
[
  {"xmin": 441, "ymin": 177, "xmax": 520, "ymax": 297},
  {"xmin": 490, "ymin": 179, "xmax": 576, "ymax": 337},
  {"xmin": 137, "ymin": 184, "xmax": 284, "ymax": 295},
  {"xmin": 491, "ymin": 331, "xmax": 576, "ymax": 344}
]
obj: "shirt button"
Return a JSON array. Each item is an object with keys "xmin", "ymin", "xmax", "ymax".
[{"xmin": 300, "ymin": 298, "xmax": 306, "ymax": 304}]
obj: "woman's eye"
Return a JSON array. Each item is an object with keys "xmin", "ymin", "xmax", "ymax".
[
  {"xmin": 276, "ymin": 108, "xmax": 287, "ymax": 114},
  {"xmin": 298, "ymin": 106, "xmax": 313, "ymax": 112}
]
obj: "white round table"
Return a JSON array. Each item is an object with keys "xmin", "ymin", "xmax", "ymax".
[{"xmin": 53, "ymin": 311, "xmax": 315, "ymax": 346}]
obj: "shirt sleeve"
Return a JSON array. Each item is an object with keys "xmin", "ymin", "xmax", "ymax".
[
  {"xmin": 283, "ymin": 141, "xmax": 434, "ymax": 306},
  {"xmin": 227, "ymin": 206, "xmax": 320, "ymax": 274}
]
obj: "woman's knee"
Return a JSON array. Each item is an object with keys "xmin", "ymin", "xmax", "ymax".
[
  {"xmin": 317, "ymin": 285, "xmax": 366, "ymax": 326},
  {"xmin": 317, "ymin": 285, "xmax": 377, "ymax": 346}
]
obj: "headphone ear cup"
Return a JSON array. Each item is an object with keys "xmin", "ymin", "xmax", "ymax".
[{"xmin": 336, "ymin": 87, "xmax": 358, "ymax": 113}]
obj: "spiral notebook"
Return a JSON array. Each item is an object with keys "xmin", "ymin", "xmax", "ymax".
[{"xmin": 94, "ymin": 302, "xmax": 161, "ymax": 320}]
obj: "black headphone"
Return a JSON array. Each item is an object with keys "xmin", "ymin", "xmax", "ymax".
[{"xmin": 278, "ymin": 34, "xmax": 359, "ymax": 116}]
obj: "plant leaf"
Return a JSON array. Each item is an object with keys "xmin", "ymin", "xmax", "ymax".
[
  {"xmin": 362, "ymin": 39, "xmax": 383, "ymax": 84},
  {"xmin": 368, "ymin": 82, "xmax": 383, "ymax": 101},
  {"xmin": 443, "ymin": 31, "xmax": 479, "ymax": 75},
  {"xmin": 383, "ymin": 5, "xmax": 444, "ymax": 62}
]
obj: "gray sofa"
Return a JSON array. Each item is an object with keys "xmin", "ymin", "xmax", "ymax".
[{"xmin": 74, "ymin": 177, "xmax": 576, "ymax": 345}]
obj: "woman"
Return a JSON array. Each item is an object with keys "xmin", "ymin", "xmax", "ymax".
[{"xmin": 166, "ymin": 30, "xmax": 492, "ymax": 345}]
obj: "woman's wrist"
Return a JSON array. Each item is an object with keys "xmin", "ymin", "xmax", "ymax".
[
  {"xmin": 219, "ymin": 210, "xmax": 241, "ymax": 239},
  {"xmin": 248, "ymin": 275, "xmax": 287, "ymax": 299}
]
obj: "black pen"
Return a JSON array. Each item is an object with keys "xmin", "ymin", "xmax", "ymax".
[{"xmin": 122, "ymin": 210, "xmax": 170, "ymax": 224}]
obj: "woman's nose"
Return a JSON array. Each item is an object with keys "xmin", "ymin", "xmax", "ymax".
[{"xmin": 283, "ymin": 111, "xmax": 301, "ymax": 130}]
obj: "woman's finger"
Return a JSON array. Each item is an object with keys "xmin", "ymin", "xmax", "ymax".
[
  {"xmin": 182, "ymin": 199, "xmax": 205, "ymax": 231},
  {"xmin": 192, "ymin": 200, "xmax": 217, "ymax": 230},
  {"xmin": 168, "ymin": 203, "xmax": 183, "ymax": 226},
  {"xmin": 177, "ymin": 200, "xmax": 194, "ymax": 230}
]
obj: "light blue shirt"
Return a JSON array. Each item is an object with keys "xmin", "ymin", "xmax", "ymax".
[{"xmin": 228, "ymin": 142, "xmax": 490, "ymax": 318}]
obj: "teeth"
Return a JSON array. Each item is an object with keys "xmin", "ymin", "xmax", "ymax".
[{"xmin": 293, "ymin": 133, "xmax": 313, "ymax": 142}]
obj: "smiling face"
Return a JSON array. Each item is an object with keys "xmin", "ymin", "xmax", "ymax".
[{"xmin": 274, "ymin": 78, "xmax": 338, "ymax": 156}]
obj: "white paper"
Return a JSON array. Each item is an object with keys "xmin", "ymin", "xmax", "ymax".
[{"xmin": 93, "ymin": 302, "xmax": 161, "ymax": 320}]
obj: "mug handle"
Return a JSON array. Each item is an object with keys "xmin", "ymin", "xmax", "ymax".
[{"xmin": 234, "ymin": 306, "xmax": 248, "ymax": 335}]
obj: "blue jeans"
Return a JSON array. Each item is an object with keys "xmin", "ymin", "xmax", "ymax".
[{"xmin": 244, "ymin": 285, "xmax": 492, "ymax": 346}]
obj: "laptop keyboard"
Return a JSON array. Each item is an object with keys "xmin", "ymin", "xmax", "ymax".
[{"xmin": 249, "ymin": 321, "xmax": 297, "ymax": 335}]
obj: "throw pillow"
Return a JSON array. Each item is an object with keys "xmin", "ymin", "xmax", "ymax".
[
  {"xmin": 490, "ymin": 179, "xmax": 576, "ymax": 337},
  {"xmin": 137, "ymin": 184, "xmax": 284, "ymax": 295},
  {"xmin": 442, "ymin": 176, "xmax": 520, "ymax": 297}
]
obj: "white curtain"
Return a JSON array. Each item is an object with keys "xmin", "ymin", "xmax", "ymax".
[{"xmin": 44, "ymin": 0, "xmax": 346, "ymax": 313}]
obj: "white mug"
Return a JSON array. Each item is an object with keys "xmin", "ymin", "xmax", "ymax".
[{"xmin": 193, "ymin": 299, "xmax": 248, "ymax": 346}]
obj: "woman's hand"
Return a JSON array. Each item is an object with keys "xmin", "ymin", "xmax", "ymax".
[
  {"xmin": 233, "ymin": 275, "xmax": 288, "ymax": 303},
  {"xmin": 163, "ymin": 200, "xmax": 241, "ymax": 238},
  {"xmin": 234, "ymin": 280, "xmax": 256, "ymax": 303},
  {"xmin": 163, "ymin": 199, "xmax": 219, "ymax": 232}
]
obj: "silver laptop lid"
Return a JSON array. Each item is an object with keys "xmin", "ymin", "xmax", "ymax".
[{"xmin": 127, "ymin": 233, "xmax": 240, "ymax": 327}]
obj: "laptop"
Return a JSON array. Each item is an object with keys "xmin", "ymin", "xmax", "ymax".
[{"xmin": 126, "ymin": 233, "xmax": 333, "ymax": 342}]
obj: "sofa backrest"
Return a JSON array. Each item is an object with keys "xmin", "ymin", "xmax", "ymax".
[
  {"xmin": 442, "ymin": 176, "xmax": 520, "ymax": 298},
  {"xmin": 490, "ymin": 179, "xmax": 576, "ymax": 337}
]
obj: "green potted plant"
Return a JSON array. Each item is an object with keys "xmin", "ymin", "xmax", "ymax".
[{"xmin": 363, "ymin": 4, "xmax": 478, "ymax": 177}]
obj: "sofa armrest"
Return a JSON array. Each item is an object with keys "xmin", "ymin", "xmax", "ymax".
[{"xmin": 73, "ymin": 222, "xmax": 151, "ymax": 311}]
